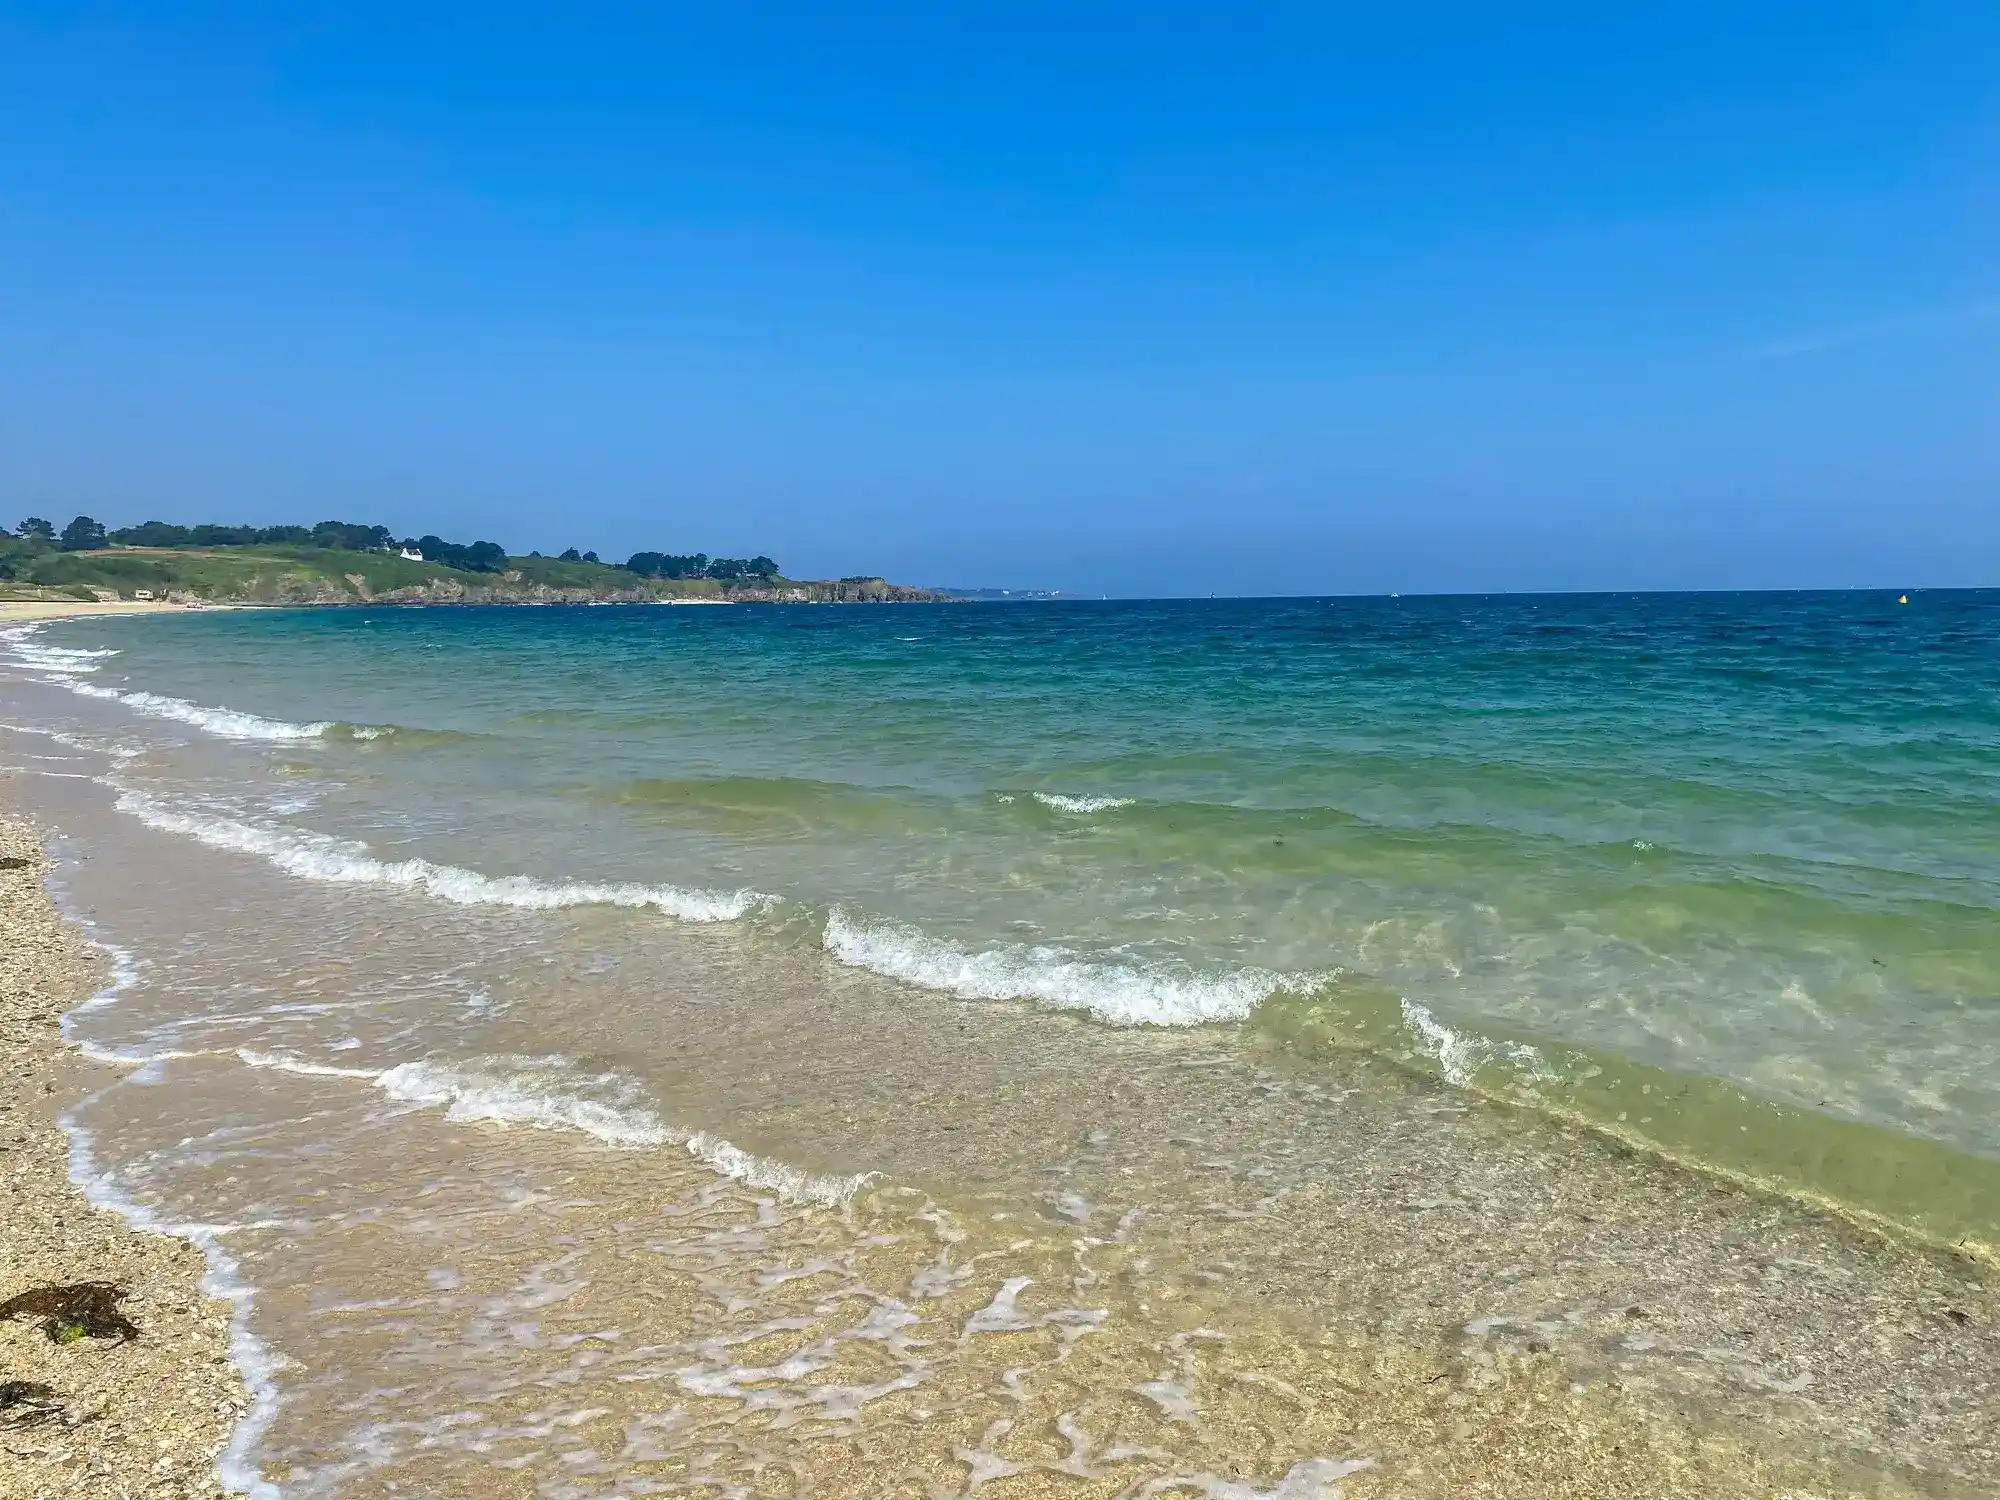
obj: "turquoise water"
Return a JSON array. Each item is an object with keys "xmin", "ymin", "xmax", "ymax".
[{"xmin": 14, "ymin": 591, "xmax": 2000, "ymax": 1239}]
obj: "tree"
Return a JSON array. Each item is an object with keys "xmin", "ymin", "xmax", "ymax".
[
  {"xmin": 413, "ymin": 535, "xmax": 508, "ymax": 573},
  {"xmin": 60, "ymin": 515, "xmax": 108, "ymax": 552},
  {"xmin": 310, "ymin": 520, "xmax": 394, "ymax": 551},
  {"xmin": 582, "ymin": 550, "xmax": 599, "ymax": 563},
  {"xmin": 188, "ymin": 524, "xmax": 257, "ymax": 546},
  {"xmin": 626, "ymin": 551, "xmax": 709, "ymax": 579},
  {"xmin": 109, "ymin": 520, "xmax": 192, "ymax": 547},
  {"xmin": 464, "ymin": 540, "xmax": 507, "ymax": 572},
  {"xmin": 559, "ymin": 548, "xmax": 582, "ymax": 561},
  {"xmin": 747, "ymin": 556, "xmax": 778, "ymax": 578},
  {"xmin": 17, "ymin": 517, "xmax": 55, "ymax": 542}
]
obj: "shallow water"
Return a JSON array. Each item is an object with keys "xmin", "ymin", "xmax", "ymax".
[{"xmin": 4, "ymin": 595, "xmax": 1999, "ymax": 1496}]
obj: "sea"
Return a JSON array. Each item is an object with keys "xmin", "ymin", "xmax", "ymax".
[{"xmin": 2, "ymin": 592, "xmax": 1997, "ymax": 1499}]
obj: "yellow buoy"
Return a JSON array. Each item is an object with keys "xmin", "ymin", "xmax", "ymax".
[{"xmin": 1899, "ymin": 594, "xmax": 1909, "ymax": 605}]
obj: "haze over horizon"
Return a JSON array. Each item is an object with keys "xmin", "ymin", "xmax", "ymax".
[{"xmin": 3, "ymin": 4, "xmax": 1995, "ymax": 597}]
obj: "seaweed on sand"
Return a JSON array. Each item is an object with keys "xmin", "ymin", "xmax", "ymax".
[
  {"xmin": 0, "ymin": 1282, "xmax": 139, "ymax": 1343},
  {"xmin": 0, "ymin": 1380, "xmax": 62, "ymax": 1428}
]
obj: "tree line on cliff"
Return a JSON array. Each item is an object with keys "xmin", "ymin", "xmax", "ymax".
[{"xmin": 4, "ymin": 516, "xmax": 780, "ymax": 584}]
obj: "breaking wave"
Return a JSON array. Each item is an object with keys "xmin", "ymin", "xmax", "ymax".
[
  {"xmin": 112, "ymin": 786, "xmax": 768, "ymax": 922},
  {"xmin": 0, "ymin": 626, "xmax": 122, "ymax": 678},
  {"xmin": 4, "ymin": 623, "xmax": 340, "ymax": 740},
  {"xmin": 235, "ymin": 1049, "xmax": 383, "ymax": 1080},
  {"xmin": 1398, "ymin": 998, "xmax": 1551, "ymax": 1087},
  {"xmin": 374, "ymin": 1056, "xmax": 869, "ymax": 1206},
  {"xmin": 1031, "ymin": 792, "xmax": 1136, "ymax": 813},
  {"xmin": 821, "ymin": 907, "xmax": 1317, "ymax": 1027},
  {"xmin": 77, "ymin": 1043, "xmax": 869, "ymax": 1207},
  {"xmin": 68, "ymin": 684, "xmax": 333, "ymax": 741}
]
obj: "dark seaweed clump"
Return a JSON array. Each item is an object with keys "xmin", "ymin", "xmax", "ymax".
[{"xmin": 0, "ymin": 1282, "xmax": 139, "ymax": 1343}]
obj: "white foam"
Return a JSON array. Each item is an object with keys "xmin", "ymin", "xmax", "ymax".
[
  {"xmin": 60, "ymin": 930, "xmax": 144, "ymax": 1028},
  {"xmin": 377, "ymin": 1058, "xmax": 674, "ymax": 1144},
  {"xmin": 0, "ymin": 719, "xmax": 143, "ymax": 761},
  {"xmin": 0, "ymin": 624, "xmax": 121, "ymax": 677},
  {"xmin": 965, "ymin": 1276, "xmax": 1039, "ymax": 1334},
  {"xmin": 50, "ymin": 917, "xmax": 282, "ymax": 1500},
  {"xmin": 374, "ymin": 1057, "xmax": 869, "ymax": 1207},
  {"xmin": 1132, "ymin": 1458, "xmax": 1373, "ymax": 1499},
  {"xmin": 5, "ymin": 623, "xmax": 337, "ymax": 744},
  {"xmin": 60, "ymin": 1112, "xmax": 285, "ymax": 1500},
  {"xmin": 1032, "ymin": 792, "xmax": 1136, "ymax": 813},
  {"xmin": 1134, "ymin": 1377, "xmax": 1200, "ymax": 1422},
  {"xmin": 962, "ymin": 1276, "xmax": 1107, "ymax": 1339},
  {"xmin": 69, "ymin": 683, "xmax": 332, "ymax": 740},
  {"xmin": 112, "ymin": 786, "xmax": 766, "ymax": 923},
  {"xmin": 1399, "ymin": 998, "xmax": 1549, "ymax": 1087},
  {"xmin": 78, "ymin": 1042, "xmax": 205, "ymax": 1066},
  {"xmin": 823, "ymin": 907, "xmax": 1313, "ymax": 1027},
  {"xmin": 684, "ymin": 1130, "xmax": 878, "ymax": 1205},
  {"xmin": 236, "ymin": 1049, "xmax": 382, "ymax": 1080}
]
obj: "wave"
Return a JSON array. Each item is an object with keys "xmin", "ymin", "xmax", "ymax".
[
  {"xmin": 77, "ymin": 1042, "xmax": 205, "ymax": 1067},
  {"xmin": 819, "ymin": 903, "xmax": 1548, "ymax": 1089},
  {"xmin": 0, "ymin": 719, "xmax": 145, "ymax": 762},
  {"xmin": 1397, "ymin": 998, "xmax": 1550, "ymax": 1086},
  {"xmin": 4, "ymin": 625, "xmax": 368, "ymax": 742},
  {"xmin": 12, "ymin": 631, "xmax": 475, "ymax": 750},
  {"xmin": 235, "ymin": 1049, "xmax": 382, "ymax": 1080},
  {"xmin": 68, "ymin": 684, "xmax": 333, "ymax": 741},
  {"xmin": 0, "ymin": 625, "xmax": 122, "ymax": 678},
  {"xmin": 822, "ymin": 907, "xmax": 1317, "ymax": 1027},
  {"xmin": 375, "ymin": 1057, "xmax": 869, "ymax": 1206},
  {"xmin": 324, "ymin": 722, "xmax": 476, "ymax": 748},
  {"xmin": 111, "ymin": 786, "xmax": 769, "ymax": 922},
  {"xmin": 67, "ymin": 1040, "xmax": 865, "ymax": 1207},
  {"xmin": 1031, "ymin": 792, "xmax": 1135, "ymax": 814}
]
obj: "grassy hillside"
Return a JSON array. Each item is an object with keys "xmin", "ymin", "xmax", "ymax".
[
  {"xmin": 14, "ymin": 546, "xmax": 453, "ymax": 597},
  {"xmin": 5, "ymin": 545, "xmax": 511, "ymax": 601},
  {"xmin": 505, "ymin": 554, "xmax": 724, "ymax": 598},
  {"xmin": 0, "ymin": 544, "xmax": 938, "ymax": 605}
]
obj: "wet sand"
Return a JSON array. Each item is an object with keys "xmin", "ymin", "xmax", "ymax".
[{"xmin": 0, "ymin": 814, "xmax": 246, "ymax": 1497}]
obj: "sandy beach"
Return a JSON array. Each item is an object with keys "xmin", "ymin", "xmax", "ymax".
[
  {"xmin": 0, "ymin": 602, "xmax": 217, "ymax": 624},
  {"xmin": 0, "ymin": 815, "xmax": 245, "ymax": 1498}
]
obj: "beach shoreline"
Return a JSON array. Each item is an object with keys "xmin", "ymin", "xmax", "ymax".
[
  {"xmin": 0, "ymin": 813, "xmax": 246, "ymax": 1498},
  {"xmin": 6, "ymin": 595, "xmax": 2000, "ymax": 1496},
  {"xmin": 0, "ymin": 600, "xmax": 216, "ymax": 624}
]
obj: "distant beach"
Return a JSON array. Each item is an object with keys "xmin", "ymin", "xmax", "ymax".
[{"xmin": 0, "ymin": 598, "xmax": 205, "ymax": 622}]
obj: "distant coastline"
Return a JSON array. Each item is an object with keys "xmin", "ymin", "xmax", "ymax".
[{"xmin": 1, "ymin": 515, "xmax": 949, "ymax": 607}]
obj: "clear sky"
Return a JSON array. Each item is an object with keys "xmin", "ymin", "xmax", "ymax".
[{"xmin": 2, "ymin": 3, "xmax": 1996, "ymax": 595}]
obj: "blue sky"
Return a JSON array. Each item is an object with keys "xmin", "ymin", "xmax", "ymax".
[{"xmin": 2, "ymin": 3, "xmax": 1996, "ymax": 594}]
